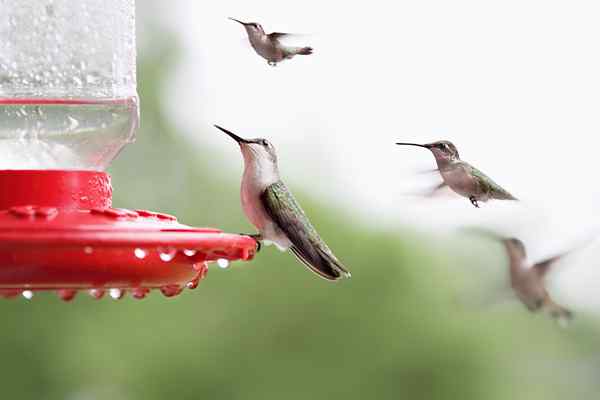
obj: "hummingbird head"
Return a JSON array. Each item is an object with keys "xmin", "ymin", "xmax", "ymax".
[
  {"xmin": 229, "ymin": 18, "xmax": 265, "ymax": 35},
  {"xmin": 424, "ymin": 140, "xmax": 460, "ymax": 161},
  {"xmin": 396, "ymin": 140, "xmax": 460, "ymax": 166},
  {"xmin": 214, "ymin": 125, "xmax": 279, "ymax": 180}
]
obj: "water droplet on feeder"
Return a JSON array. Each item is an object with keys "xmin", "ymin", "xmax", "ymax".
[
  {"xmin": 217, "ymin": 258, "xmax": 230, "ymax": 269},
  {"xmin": 109, "ymin": 288, "xmax": 123, "ymax": 300},
  {"xmin": 22, "ymin": 290, "xmax": 34, "ymax": 300},
  {"xmin": 160, "ymin": 285, "xmax": 182, "ymax": 298},
  {"xmin": 58, "ymin": 289, "xmax": 77, "ymax": 302},
  {"xmin": 132, "ymin": 288, "xmax": 149, "ymax": 299},
  {"xmin": 183, "ymin": 249, "xmax": 197, "ymax": 257},
  {"xmin": 134, "ymin": 248, "xmax": 147, "ymax": 259},
  {"xmin": 89, "ymin": 289, "xmax": 105, "ymax": 299},
  {"xmin": 84, "ymin": 246, "xmax": 93, "ymax": 254},
  {"xmin": 159, "ymin": 247, "xmax": 177, "ymax": 262},
  {"xmin": 186, "ymin": 278, "xmax": 200, "ymax": 290}
]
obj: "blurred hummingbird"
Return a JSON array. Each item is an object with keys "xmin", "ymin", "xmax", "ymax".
[
  {"xmin": 229, "ymin": 18, "xmax": 313, "ymax": 66},
  {"xmin": 396, "ymin": 140, "xmax": 517, "ymax": 207},
  {"xmin": 502, "ymin": 238, "xmax": 573, "ymax": 323},
  {"xmin": 214, "ymin": 125, "xmax": 350, "ymax": 281}
]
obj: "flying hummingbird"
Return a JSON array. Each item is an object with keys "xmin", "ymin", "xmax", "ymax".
[
  {"xmin": 502, "ymin": 237, "xmax": 573, "ymax": 323},
  {"xmin": 396, "ymin": 140, "xmax": 517, "ymax": 207},
  {"xmin": 214, "ymin": 125, "xmax": 350, "ymax": 281},
  {"xmin": 229, "ymin": 18, "xmax": 313, "ymax": 66}
]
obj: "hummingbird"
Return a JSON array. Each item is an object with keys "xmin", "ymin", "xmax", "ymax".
[
  {"xmin": 214, "ymin": 125, "xmax": 350, "ymax": 281},
  {"xmin": 229, "ymin": 18, "xmax": 313, "ymax": 66},
  {"xmin": 396, "ymin": 140, "xmax": 517, "ymax": 207},
  {"xmin": 502, "ymin": 237, "xmax": 573, "ymax": 323}
]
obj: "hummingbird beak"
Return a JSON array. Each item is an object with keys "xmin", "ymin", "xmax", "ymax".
[
  {"xmin": 395, "ymin": 142, "xmax": 430, "ymax": 149},
  {"xmin": 229, "ymin": 17, "xmax": 247, "ymax": 25},
  {"xmin": 214, "ymin": 125, "xmax": 251, "ymax": 145}
]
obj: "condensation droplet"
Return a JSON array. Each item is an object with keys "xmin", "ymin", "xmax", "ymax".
[
  {"xmin": 217, "ymin": 258, "xmax": 230, "ymax": 269},
  {"xmin": 160, "ymin": 285, "xmax": 182, "ymax": 298},
  {"xmin": 132, "ymin": 288, "xmax": 149, "ymax": 299},
  {"xmin": 186, "ymin": 278, "xmax": 199, "ymax": 289},
  {"xmin": 134, "ymin": 248, "xmax": 147, "ymax": 259},
  {"xmin": 109, "ymin": 288, "xmax": 123, "ymax": 300},
  {"xmin": 89, "ymin": 289, "xmax": 105, "ymax": 299},
  {"xmin": 84, "ymin": 246, "xmax": 93, "ymax": 254},
  {"xmin": 183, "ymin": 249, "xmax": 197, "ymax": 257},
  {"xmin": 58, "ymin": 289, "xmax": 77, "ymax": 302},
  {"xmin": 22, "ymin": 290, "xmax": 34, "ymax": 300},
  {"xmin": 159, "ymin": 247, "xmax": 177, "ymax": 262}
]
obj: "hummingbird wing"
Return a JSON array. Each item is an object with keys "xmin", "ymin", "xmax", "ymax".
[
  {"xmin": 261, "ymin": 180, "xmax": 351, "ymax": 281},
  {"xmin": 532, "ymin": 254, "xmax": 564, "ymax": 278},
  {"xmin": 467, "ymin": 164, "xmax": 518, "ymax": 200},
  {"xmin": 267, "ymin": 32, "xmax": 293, "ymax": 41}
]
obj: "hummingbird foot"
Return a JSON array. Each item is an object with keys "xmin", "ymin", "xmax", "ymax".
[
  {"xmin": 267, "ymin": 61, "xmax": 278, "ymax": 67},
  {"xmin": 469, "ymin": 196, "xmax": 480, "ymax": 208},
  {"xmin": 240, "ymin": 233, "xmax": 263, "ymax": 252}
]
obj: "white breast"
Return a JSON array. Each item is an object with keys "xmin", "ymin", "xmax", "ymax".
[{"xmin": 239, "ymin": 149, "xmax": 291, "ymax": 250}]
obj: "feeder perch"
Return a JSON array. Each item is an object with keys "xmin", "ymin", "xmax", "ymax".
[{"xmin": 0, "ymin": 1, "xmax": 256, "ymax": 300}]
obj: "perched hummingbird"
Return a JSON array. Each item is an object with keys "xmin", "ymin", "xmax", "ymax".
[
  {"xmin": 229, "ymin": 18, "xmax": 313, "ymax": 66},
  {"xmin": 502, "ymin": 238, "xmax": 573, "ymax": 323},
  {"xmin": 214, "ymin": 125, "xmax": 350, "ymax": 281},
  {"xmin": 396, "ymin": 140, "xmax": 517, "ymax": 207}
]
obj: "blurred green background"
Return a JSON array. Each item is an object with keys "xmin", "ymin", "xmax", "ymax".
[{"xmin": 2, "ymin": 17, "xmax": 600, "ymax": 400}]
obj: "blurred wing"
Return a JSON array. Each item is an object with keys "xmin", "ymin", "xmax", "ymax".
[
  {"xmin": 533, "ymin": 255, "xmax": 563, "ymax": 278},
  {"xmin": 426, "ymin": 182, "xmax": 449, "ymax": 198},
  {"xmin": 261, "ymin": 181, "xmax": 350, "ymax": 281},
  {"xmin": 414, "ymin": 167, "xmax": 441, "ymax": 175},
  {"xmin": 469, "ymin": 165, "xmax": 518, "ymax": 200},
  {"xmin": 267, "ymin": 32, "xmax": 311, "ymax": 44},
  {"xmin": 268, "ymin": 32, "xmax": 293, "ymax": 41},
  {"xmin": 532, "ymin": 233, "xmax": 597, "ymax": 278}
]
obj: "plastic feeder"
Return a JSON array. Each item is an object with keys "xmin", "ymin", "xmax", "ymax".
[{"xmin": 0, "ymin": 1, "xmax": 256, "ymax": 300}]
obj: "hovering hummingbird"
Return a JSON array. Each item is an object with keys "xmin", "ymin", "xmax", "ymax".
[
  {"xmin": 214, "ymin": 125, "xmax": 350, "ymax": 281},
  {"xmin": 229, "ymin": 18, "xmax": 313, "ymax": 66},
  {"xmin": 502, "ymin": 237, "xmax": 573, "ymax": 323},
  {"xmin": 396, "ymin": 140, "xmax": 517, "ymax": 207}
]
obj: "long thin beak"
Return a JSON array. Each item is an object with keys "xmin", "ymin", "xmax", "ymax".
[
  {"xmin": 395, "ymin": 142, "xmax": 430, "ymax": 149},
  {"xmin": 214, "ymin": 125, "xmax": 251, "ymax": 144},
  {"xmin": 229, "ymin": 17, "xmax": 247, "ymax": 25}
]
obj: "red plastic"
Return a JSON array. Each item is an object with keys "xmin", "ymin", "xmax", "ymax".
[
  {"xmin": 0, "ymin": 170, "xmax": 112, "ymax": 210},
  {"xmin": 0, "ymin": 170, "xmax": 257, "ymax": 300}
]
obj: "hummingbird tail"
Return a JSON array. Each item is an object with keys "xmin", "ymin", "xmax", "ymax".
[
  {"xmin": 544, "ymin": 300, "xmax": 573, "ymax": 326},
  {"xmin": 290, "ymin": 245, "xmax": 350, "ymax": 281},
  {"xmin": 296, "ymin": 46, "xmax": 313, "ymax": 55}
]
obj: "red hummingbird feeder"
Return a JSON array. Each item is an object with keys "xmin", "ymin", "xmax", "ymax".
[{"xmin": 0, "ymin": 1, "xmax": 256, "ymax": 301}]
